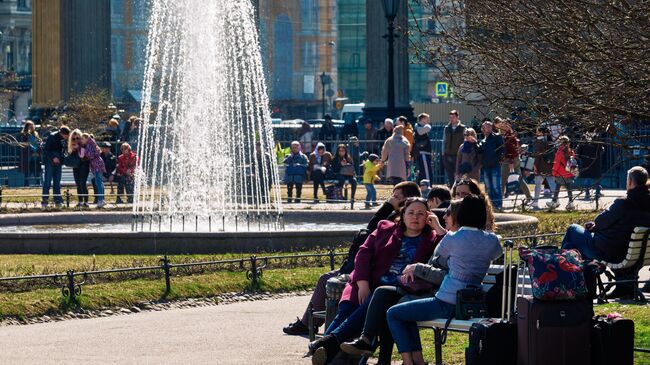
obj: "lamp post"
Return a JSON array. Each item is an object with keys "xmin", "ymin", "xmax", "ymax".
[
  {"xmin": 319, "ymin": 72, "xmax": 328, "ymax": 118},
  {"xmin": 381, "ymin": 0, "xmax": 400, "ymax": 119}
]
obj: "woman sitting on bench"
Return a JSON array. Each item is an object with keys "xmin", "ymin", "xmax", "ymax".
[
  {"xmin": 386, "ymin": 195, "xmax": 503, "ymax": 365},
  {"xmin": 309, "ymin": 198, "xmax": 446, "ymax": 365},
  {"xmin": 339, "ymin": 200, "xmax": 462, "ymax": 364}
]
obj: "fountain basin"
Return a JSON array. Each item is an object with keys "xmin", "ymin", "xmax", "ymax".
[{"xmin": 0, "ymin": 211, "xmax": 538, "ymax": 255}]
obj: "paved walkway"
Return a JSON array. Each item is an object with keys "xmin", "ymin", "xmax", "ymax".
[{"xmin": 0, "ymin": 295, "xmax": 313, "ymax": 365}]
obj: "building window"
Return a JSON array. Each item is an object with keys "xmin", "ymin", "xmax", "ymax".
[
  {"xmin": 301, "ymin": 42, "xmax": 318, "ymax": 68},
  {"xmin": 17, "ymin": 0, "xmax": 30, "ymax": 11},
  {"xmin": 300, "ymin": 0, "xmax": 319, "ymax": 32}
]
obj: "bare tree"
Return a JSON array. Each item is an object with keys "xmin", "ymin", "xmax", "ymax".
[
  {"xmin": 55, "ymin": 86, "xmax": 112, "ymax": 134},
  {"xmin": 409, "ymin": 0, "xmax": 650, "ymax": 147}
]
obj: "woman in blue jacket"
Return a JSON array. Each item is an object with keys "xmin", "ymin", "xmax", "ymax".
[{"xmin": 284, "ymin": 141, "xmax": 308, "ymax": 203}]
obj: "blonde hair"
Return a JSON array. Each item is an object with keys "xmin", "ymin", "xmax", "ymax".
[
  {"xmin": 67, "ymin": 129, "xmax": 83, "ymax": 154},
  {"xmin": 464, "ymin": 128, "xmax": 477, "ymax": 138},
  {"xmin": 121, "ymin": 142, "xmax": 132, "ymax": 151},
  {"xmin": 108, "ymin": 119, "xmax": 119, "ymax": 128}
]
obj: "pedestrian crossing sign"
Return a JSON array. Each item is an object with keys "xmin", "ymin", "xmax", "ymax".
[{"xmin": 435, "ymin": 82, "xmax": 449, "ymax": 97}]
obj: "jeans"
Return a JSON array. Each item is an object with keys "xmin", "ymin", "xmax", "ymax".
[
  {"xmin": 73, "ymin": 162, "xmax": 90, "ymax": 204},
  {"xmin": 562, "ymin": 224, "xmax": 602, "ymax": 261},
  {"xmin": 482, "ymin": 165, "xmax": 503, "ymax": 209},
  {"xmin": 326, "ymin": 297, "xmax": 372, "ymax": 343},
  {"xmin": 365, "ymin": 184, "xmax": 377, "ymax": 205},
  {"xmin": 501, "ymin": 159, "xmax": 532, "ymax": 199},
  {"xmin": 387, "ymin": 297, "xmax": 456, "ymax": 353},
  {"xmin": 42, "ymin": 162, "xmax": 63, "ymax": 204},
  {"xmin": 362, "ymin": 286, "xmax": 403, "ymax": 363},
  {"xmin": 534, "ymin": 175, "xmax": 556, "ymax": 202},
  {"xmin": 117, "ymin": 175, "xmax": 134, "ymax": 203},
  {"xmin": 300, "ymin": 270, "xmax": 339, "ymax": 327},
  {"xmin": 311, "ymin": 169, "xmax": 326, "ymax": 200},
  {"xmin": 287, "ymin": 182, "xmax": 303, "ymax": 203},
  {"xmin": 416, "ymin": 152, "xmax": 433, "ymax": 183},
  {"xmin": 553, "ymin": 176, "xmax": 573, "ymax": 202},
  {"xmin": 337, "ymin": 174, "xmax": 357, "ymax": 202},
  {"xmin": 442, "ymin": 154, "xmax": 456, "ymax": 187},
  {"xmin": 93, "ymin": 171, "xmax": 105, "ymax": 202}
]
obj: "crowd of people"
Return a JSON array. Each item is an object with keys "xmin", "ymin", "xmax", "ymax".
[
  {"xmin": 282, "ymin": 165, "xmax": 649, "ymax": 365},
  {"xmin": 284, "ymin": 110, "xmax": 609, "ymax": 211},
  {"xmin": 38, "ymin": 119, "xmax": 139, "ymax": 209}
]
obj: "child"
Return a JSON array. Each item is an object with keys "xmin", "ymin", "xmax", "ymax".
[
  {"xmin": 81, "ymin": 133, "xmax": 107, "ymax": 208},
  {"xmin": 419, "ymin": 179, "xmax": 431, "ymax": 199},
  {"xmin": 362, "ymin": 154, "xmax": 383, "ymax": 209},
  {"xmin": 116, "ymin": 143, "xmax": 138, "ymax": 204}
]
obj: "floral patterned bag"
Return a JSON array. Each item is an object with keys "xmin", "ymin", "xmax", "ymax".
[{"xmin": 518, "ymin": 246, "xmax": 588, "ymax": 301}]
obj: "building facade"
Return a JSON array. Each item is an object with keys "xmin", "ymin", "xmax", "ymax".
[
  {"xmin": 110, "ymin": 0, "xmax": 149, "ymax": 110},
  {"xmin": 0, "ymin": 0, "xmax": 32, "ymax": 123},
  {"xmin": 259, "ymin": 0, "xmax": 337, "ymax": 119}
]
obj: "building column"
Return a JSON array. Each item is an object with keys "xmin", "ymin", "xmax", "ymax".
[{"xmin": 363, "ymin": 0, "xmax": 413, "ymax": 122}]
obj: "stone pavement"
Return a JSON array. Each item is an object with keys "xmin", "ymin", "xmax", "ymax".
[{"xmin": 0, "ymin": 295, "xmax": 314, "ymax": 365}]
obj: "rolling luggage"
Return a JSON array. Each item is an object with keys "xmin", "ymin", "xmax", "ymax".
[
  {"xmin": 590, "ymin": 315, "xmax": 634, "ymax": 365},
  {"xmin": 465, "ymin": 240, "xmax": 517, "ymax": 365},
  {"xmin": 516, "ymin": 296, "xmax": 592, "ymax": 365}
]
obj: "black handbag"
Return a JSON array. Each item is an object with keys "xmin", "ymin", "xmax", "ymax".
[
  {"xmin": 63, "ymin": 153, "xmax": 81, "ymax": 168},
  {"xmin": 456, "ymin": 285, "xmax": 488, "ymax": 320}
]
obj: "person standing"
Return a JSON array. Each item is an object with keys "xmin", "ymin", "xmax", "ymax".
[
  {"xmin": 361, "ymin": 119, "xmax": 379, "ymax": 155},
  {"xmin": 284, "ymin": 141, "xmax": 308, "ymax": 203},
  {"xmin": 548, "ymin": 135, "xmax": 577, "ymax": 210},
  {"xmin": 413, "ymin": 113, "xmax": 433, "ymax": 183},
  {"xmin": 331, "ymin": 144, "xmax": 358, "ymax": 203},
  {"xmin": 377, "ymin": 118, "xmax": 394, "ymax": 143},
  {"xmin": 68, "ymin": 129, "xmax": 91, "ymax": 207},
  {"xmin": 298, "ymin": 121, "xmax": 314, "ymax": 155},
  {"xmin": 41, "ymin": 126, "xmax": 70, "ymax": 208},
  {"xmin": 494, "ymin": 117, "xmax": 532, "ymax": 201},
  {"xmin": 396, "ymin": 116, "xmax": 414, "ymax": 153},
  {"xmin": 362, "ymin": 154, "xmax": 383, "ymax": 208},
  {"xmin": 532, "ymin": 127, "xmax": 557, "ymax": 209},
  {"xmin": 92, "ymin": 142, "xmax": 117, "ymax": 204},
  {"xmin": 477, "ymin": 120, "xmax": 505, "ymax": 210},
  {"xmin": 381, "ymin": 125, "xmax": 411, "ymax": 185},
  {"xmin": 318, "ymin": 115, "xmax": 338, "ymax": 152},
  {"xmin": 576, "ymin": 131, "xmax": 604, "ymax": 199},
  {"xmin": 442, "ymin": 110, "xmax": 466, "ymax": 186},
  {"xmin": 80, "ymin": 134, "xmax": 107, "ymax": 208},
  {"xmin": 308, "ymin": 143, "xmax": 332, "ymax": 203},
  {"xmin": 115, "ymin": 143, "xmax": 138, "ymax": 204},
  {"xmin": 18, "ymin": 120, "xmax": 42, "ymax": 186},
  {"xmin": 455, "ymin": 127, "xmax": 481, "ymax": 181}
]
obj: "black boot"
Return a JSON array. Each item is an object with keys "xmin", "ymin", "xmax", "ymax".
[
  {"xmin": 340, "ymin": 337, "xmax": 375, "ymax": 357},
  {"xmin": 309, "ymin": 335, "xmax": 339, "ymax": 365},
  {"xmin": 283, "ymin": 318, "xmax": 309, "ymax": 336}
]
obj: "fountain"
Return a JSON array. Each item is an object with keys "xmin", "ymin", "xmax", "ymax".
[
  {"xmin": 0, "ymin": 0, "xmax": 539, "ymax": 254},
  {"xmin": 133, "ymin": 0, "xmax": 282, "ymax": 231}
]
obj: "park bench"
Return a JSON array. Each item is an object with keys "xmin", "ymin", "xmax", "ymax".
[
  {"xmin": 416, "ymin": 265, "xmax": 531, "ymax": 365},
  {"xmin": 599, "ymin": 226, "xmax": 650, "ymax": 302}
]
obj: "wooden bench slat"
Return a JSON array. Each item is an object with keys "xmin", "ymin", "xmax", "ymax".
[{"xmin": 418, "ymin": 318, "xmax": 483, "ymax": 332}]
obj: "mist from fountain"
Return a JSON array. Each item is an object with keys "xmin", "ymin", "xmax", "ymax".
[{"xmin": 133, "ymin": 0, "xmax": 283, "ymax": 232}]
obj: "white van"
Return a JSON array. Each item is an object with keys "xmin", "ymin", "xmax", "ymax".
[{"xmin": 340, "ymin": 103, "xmax": 365, "ymax": 125}]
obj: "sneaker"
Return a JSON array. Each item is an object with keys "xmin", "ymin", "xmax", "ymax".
[
  {"xmin": 41, "ymin": 203, "xmax": 48, "ymax": 210},
  {"xmin": 282, "ymin": 318, "xmax": 309, "ymax": 336},
  {"xmin": 340, "ymin": 337, "xmax": 375, "ymax": 357},
  {"xmin": 83, "ymin": 202, "xmax": 90, "ymax": 208},
  {"xmin": 566, "ymin": 202, "xmax": 576, "ymax": 211},
  {"xmin": 309, "ymin": 335, "xmax": 339, "ymax": 365},
  {"xmin": 546, "ymin": 201, "xmax": 560, "ymax": 209},
  {"xmin": 97, "ymin": 201, "xmax": 106, "ymax": 209}
]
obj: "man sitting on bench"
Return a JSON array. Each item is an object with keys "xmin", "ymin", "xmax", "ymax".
[{"xmin": 562, "ymin": 166, "xmax": 650, "ymax": 298}]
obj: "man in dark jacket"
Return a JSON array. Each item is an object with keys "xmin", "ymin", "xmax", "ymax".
[
  {"xmin": 562, "ymin": 166, "xmax": 650, "ymax": 297},
  {"xmin": 282, "ymin": 181, "xmax": 421, "ymax": 336},
  {"xmin": 442, "ymin": 110, "xmax": 466, "ymax": 186},
  {"xmin": 41, "ymin": 126, "xmax": 70, "ymax": 208},
  {"xmin": 477, "ymin": 120, "xmax": 505, "ymax": 210}
]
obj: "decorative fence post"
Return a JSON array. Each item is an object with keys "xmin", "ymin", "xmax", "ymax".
[
  {"xmin": 160, "ymin": 256, "xmax": 171, "ymax": 294},
  {"xmin": 64, "ymin": 189, "xmax": 71, "ymax": 208},
  {"xmin": 61, "ymin": 270, "xmax": 82, "ymax": 302},
  {"xmin": 328, "ymin": 248, "xmax": 336, "ymax": 271}
]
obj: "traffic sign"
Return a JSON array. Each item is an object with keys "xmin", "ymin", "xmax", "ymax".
[{"xmin": 435, "ymin": 82, "xmax": 449, "ymax": 97}]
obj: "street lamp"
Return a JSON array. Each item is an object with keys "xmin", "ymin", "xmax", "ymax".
[
  {"xmin": 319, "ymin": 72, "xmax": 328, "ymax": 118},
  {"xmin": 381, "ymin": 0, "xmax": 400, "ymax": 119}
]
